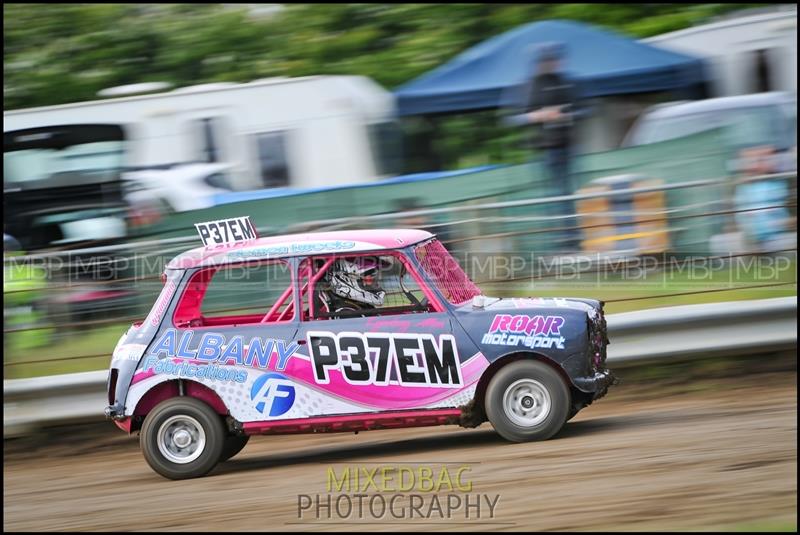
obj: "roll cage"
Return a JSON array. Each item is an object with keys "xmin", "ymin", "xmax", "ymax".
[{"xmin": 167, "ymin": 241, "xmax": 469, "ymax": 329}]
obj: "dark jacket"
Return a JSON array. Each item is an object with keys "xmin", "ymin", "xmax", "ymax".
[{"xmin": 527, "ymin": 71, "xmax": 577, "ymax": 149}]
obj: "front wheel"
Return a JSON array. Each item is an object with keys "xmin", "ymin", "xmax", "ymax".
[
  {"xmin": 140, "ymin": 397, "xmax": 226, "ymax": 480},
  {"xmin": 566, "ymin": 406, "xmax": 580, "ymax": 422},
  {"xmin": 484, "ymin": 360, "xmax": 570, "ymax": 443}
]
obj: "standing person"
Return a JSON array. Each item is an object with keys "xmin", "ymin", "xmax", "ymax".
[{"xmin": 526, "ymin": 42, "xmax": 581, "ymax": 250}]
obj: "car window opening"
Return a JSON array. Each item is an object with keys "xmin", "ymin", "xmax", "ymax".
[
  {"xmin": 172, "ymin": 260, "xmax": 295, "ymax": 328},
  {"xmin": 299, "ymin": 253, "xmax": 440, "ymax": 321}
]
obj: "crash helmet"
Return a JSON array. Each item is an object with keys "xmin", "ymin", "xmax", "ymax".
[{"xmin": 327, "ymin": 257, "xmax": 386, "ymax": 307}]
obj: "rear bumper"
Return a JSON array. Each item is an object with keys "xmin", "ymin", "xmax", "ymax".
[
  {"xmin": 105, "ymin": 403, "xmax": 133, "ymax": 433},
  {"xmin": 112, "ymin": 417, "xmax": 133, "ymax": 433},
  {"xmin": 104, "ymin": 402, "xmax": 125, "ymax": 420}
]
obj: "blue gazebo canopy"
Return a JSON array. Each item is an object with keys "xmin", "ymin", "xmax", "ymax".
[{"xmin": 395, "ymin": 20, "xmax": 709, "ymax": 116}]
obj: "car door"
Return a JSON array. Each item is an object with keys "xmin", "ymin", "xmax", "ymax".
[
  {"xmin": 162, "ymin": 259, "xmax": 301, "ymax": 422},
  {"xmin": 290, "ymin": 252, "xmax": 482, "ymax": 415}
]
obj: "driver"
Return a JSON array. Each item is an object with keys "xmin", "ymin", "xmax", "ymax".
[{"xmin": 317, "ymin": 257, "xmax": 386, "ymax": 315}]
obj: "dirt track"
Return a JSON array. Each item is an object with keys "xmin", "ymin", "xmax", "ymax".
[{"xmin": 4, "ymin": 371, "xmax": 797, "ymax": 532}]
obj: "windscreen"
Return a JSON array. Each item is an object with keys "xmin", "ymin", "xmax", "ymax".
[{"xmin": 414, "ymin": 239, "xmax": 481, "ymax": 305}]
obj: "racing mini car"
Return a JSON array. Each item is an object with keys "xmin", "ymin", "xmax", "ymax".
[{"xmin": 106, "ymin": 217, "xmax": 614, "ymax": 479}]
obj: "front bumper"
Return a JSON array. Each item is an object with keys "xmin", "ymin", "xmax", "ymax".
[{"xmin": 572, "ymin": 368, "xmax": 617, "ymax": 400}]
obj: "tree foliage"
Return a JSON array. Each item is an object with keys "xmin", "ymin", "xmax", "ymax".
[
  {"xmin": 4, "ymin": 3, "xmax": 771, "ymax": 109},
  {"xmin": 3, "ymin": 4, "xmax": 775, "ymax": 170}
]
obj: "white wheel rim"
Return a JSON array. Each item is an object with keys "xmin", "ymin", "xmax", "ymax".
[
  {"xmin": 502, "ymin": 378, "xmax": 552, "ymax": 427},
  {"xmin": 157, "ymin": 415, "xmax": 206, "ymax": 464}
]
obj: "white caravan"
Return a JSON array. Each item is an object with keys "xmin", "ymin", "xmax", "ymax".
[
  {"xmin": 3, "ymin": 76, "xmax": 401, "ymax": 194},
  {"xmin": 643, "ymin": 7, "xmax": 797, "ymax": 98}
]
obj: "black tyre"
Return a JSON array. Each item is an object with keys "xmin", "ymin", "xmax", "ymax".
[
  {"xmin": 566, "ymin": 405, "xmax": 581, "ymax": 422},
  {"xmin": 484, "ymin": 360, "xmax": 570, "ymax": 443},
  {"xmin": 220, "ymin": 435, "xmax": 250, "ymax": 462},
  {"xmin": 140, "ymin": 397, "xmax": 226, "ymax": 480}
]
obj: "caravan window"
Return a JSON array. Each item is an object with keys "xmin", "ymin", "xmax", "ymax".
[
  {"xmin": 192, "ymin": 117, "xmax": 229, "ymax": 163},
  {"xmin": 254, "ymin": 131, "xmax": 290, "ymax": 188},
  {"xmin": 368, "ymin": 121, "xmax": 403, "ymax": 177},
  {"xmin": 197, "ymin": 118, "xmax": 219, "ymax": 163}
]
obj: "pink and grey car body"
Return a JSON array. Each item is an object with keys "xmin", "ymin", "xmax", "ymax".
[{"xmin": 105, "ymin": 229, "xmax": 613, "ymax": 435}]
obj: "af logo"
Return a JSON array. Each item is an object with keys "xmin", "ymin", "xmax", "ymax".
[{"xmin": 250, "ymin": 373, "xmax": 295, "ymax": 417}]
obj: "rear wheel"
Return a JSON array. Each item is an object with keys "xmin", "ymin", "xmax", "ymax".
[
  {"xmin": 485, "ymin": 360, "xmax": 570, "ymax": 442},
  {"xmin": 220, "ymin": 435, "xmax": 250, "ymax": 462},
  {"xmin": 140, "ymin": 397, "xmax": 225, "ymax": 480}
]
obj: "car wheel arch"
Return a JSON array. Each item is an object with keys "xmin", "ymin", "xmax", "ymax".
[
  {"xmin": 129, "ymin": 380, "xmax": 229, "ymax": 432},
  {"xmin": 471, "ymin": 352, "xmax": 574, "ymax": 419}
]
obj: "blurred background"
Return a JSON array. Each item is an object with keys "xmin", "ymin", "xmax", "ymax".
[
  {"xmin": 3, "ymin": 5, "xmax": 797, "ymax": 533},
  {"xmin": 3, "ymin": 2, "xmax": 796, "ymax": 379}
]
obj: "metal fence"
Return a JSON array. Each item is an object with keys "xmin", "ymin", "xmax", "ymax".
[{"xmin": 3, "ymin": 171, "xmax": 797, "ymax": 378}]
